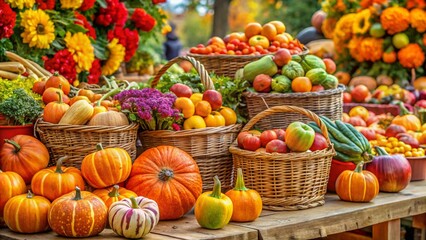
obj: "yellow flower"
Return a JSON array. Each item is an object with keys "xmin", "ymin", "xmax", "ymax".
[
  {"xmin": 6, "ymin": 0, "xmax": 35, "ymax": 9},
  {"xmin": 348, "ymin": 37, "xmax": 365, "ymax": 62},
  {"xmin": 380, "ymin": 6, "xmax": 410, "ymax": 35},
  {"xmin": 64, "ymin": 32, "xmax": 94, "ymax": 73},
  {"xmin": 360, "ymin": 37, "xmax": 384, "ymax": 62},
  {"xmin": 353, "ymin": 9, "xmax": 372, "ymax": 35},
  {"xmin": 102, "ymin": 38, "xmax": 125, "ymax": 76},
  {"xmin": 322, "ymin": 18, "xmax": 338, "ymax": 39},
  {"xmin": 334, "ymin": 13, "xmax": 356, "ymax": 41},
  {"xmin": 60, "ymin": 0, "xmax": 83, "ymax": 9},
  {"xmin": 410, "ymin": 8, "xmax": 426, "ymax": 33},
  {"xmin": 20, "ymin": 9, "xmax": 55, "ymax": 49}
]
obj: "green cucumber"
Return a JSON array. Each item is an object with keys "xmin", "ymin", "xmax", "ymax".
[
  {"xmin": 345, "ymin": 122, "xmax": 372, "ymax": 153},
  {"xmin": 319, "ymin": 116, "xmax": 360, "ymax": 150},
  {"xmin": 334, "ymin": 151, "xmax": 363, "ymax": 163},
  {"xmin": 335, "ymin": 120, "xmax": 365, "ymax": 151}
]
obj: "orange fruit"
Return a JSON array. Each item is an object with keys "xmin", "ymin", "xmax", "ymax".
[
  {"xmin": 219, "ymin": 107, "xmax": 237, "ymax": 125},
  {"xmin": 261, "ymin": 23, "xmax": 277, "ymax": 41},
  {"xmin": 244, "ymin": 22, "xmax": 262, "ymax": 39},
  {"xmin": 195, "ymin": 100, "xmax": 212, "ymax": 117},
  {"xmin": 335, "ymin": 71, "xmax": 351, "ymax": 85},
  {"xmin": 273, "ymin": 34, "xmax": 290, "ymax": 44},
  {"xmin": 268, "ymin": 20, "xmax": 286, "ymax": 34},
  {"xmin": 291, "ymin": 77, "xmax": 312, "ymax": 92}
]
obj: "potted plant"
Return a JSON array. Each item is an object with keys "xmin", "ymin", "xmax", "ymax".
[{"xmin": 0, "ymin": 88, "xmax": 43, "ymax": 149}]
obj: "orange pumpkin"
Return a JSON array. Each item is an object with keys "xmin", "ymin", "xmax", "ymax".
[
  {"xmin": 81, "ymin": 143, "xmax": 132, "ymax": 188},
  {"xmin": 225, "ymin": 168, "xmax": 262, "ymax": 222},
  {"xmin": 45, "ymin": 72, "xmax": 70, "ymax": 95},
  {"xmin": 48, "ymin": 187, "xmax": 107, "ymax": 237},
  {"xmin": 93, "ymin": 185, "xmax": 137, "ymax": 209},
  {"xmin": 414, "ymin": 76, "xmax": 426, "ymax": 90},
  {"xmin": 126, "ymin": 146, "xmax": 202, "ymax": 220},
  {"xmin": 392, "ymin": 102, "xmax": 421, "ymax": 131},
  {"xmin": 3, "ymin": 190, "xmax": 51, "ymax": 233},
  {"xmin": 0, "ymin": 135, "xmax": 50, "ymax": 184},
  {"xmin": 43, "ymin": 91, "xmax": 70, "ymax": 124},
  {"xmin": 77, "ymin": 89, "xmax": 96, "ymax": 102},
  {"xmin": 335, "ymin": 162, "xmax": 379, "ymax": 202},
  {"xmin": 31, "ymin": 156, "xmax": 85, "ymax": 201},
  {"xmin": 0, "ymin": 170, "xmax": 26, "ymax": 219}
]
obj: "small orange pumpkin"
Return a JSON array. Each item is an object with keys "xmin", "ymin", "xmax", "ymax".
[
  {"xmin": 335, "ymin": 162, "xmax": 379, "ymax": 202},
  {"xmin": 392, "ymin": 102, "xmax": 421, "ymax": 131},
  {"xmin": 93, "ymin": 185, "xmax": 137, "ymax": 209},
  {"xmin": 45, "ymin": 72, "xmax": 70, "ymax": 95},
  {"xmin": 43, "ymin": 91, "xmax": 70, "ymax": 124},
  {"xmin": 0, "ymin": 170, "xmax": 26, "ymax": 219}
]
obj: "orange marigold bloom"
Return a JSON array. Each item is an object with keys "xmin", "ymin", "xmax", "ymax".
[
  {"xmin": 322, "ymin": 18, "xmax": 338, "ymax": 39},
  {"xmin": 380, "ymin": 6, "xmax": 410, "ymax": 34},
  {"xmin": 423, "ymin": 33, "xmax": 426, "ymax": 46},
  {"xmin": 410, "ymin": 8, "xmax": 426, "ymax": 32},
  {"xmin": 334, "ymin": 13, "xmax": 356, "ymax": 41},
  {"xmin": 335, "ymin": 0, "xmax": 346, "ymax": 12},
  {"xmin": 397, "ymin": 43, "xmax": 425, "ymax": 68},
  {"xmin": 406, "ymin": 0, "xmax": 426, "ymax": 9},
  {"xmin": 349, "ymin": 37, "xmax": 365, "ymax": 62},
  {"xmin": 360, "ymin": 37, "xmax": 384, "ymax": 62}
]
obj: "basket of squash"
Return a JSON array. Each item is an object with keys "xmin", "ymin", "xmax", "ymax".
[{"xmin": 35, "ymin": 74, "xmax": 139, "ymax": 168}]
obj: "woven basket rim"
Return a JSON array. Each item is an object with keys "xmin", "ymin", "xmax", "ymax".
[
  {"xmin": 35, "ymin": 118, "xmax": 139, "ymax": 132},
  {"xmin": 243, "ymin": 84, "xmax": 345, "ymax": 98},
  {"xmin": 139, "ymin": 124, "xmax": 242, "ymax": 137},
  {"xmin": 187, "ymin": 46, "xmax": 309, "ymax": 59}
]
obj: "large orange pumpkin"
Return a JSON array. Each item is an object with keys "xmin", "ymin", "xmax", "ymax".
[
  {"xmin": 0, "ymin": 170, "xmax": 26, "ymax": 220},
  {"xmin": 3, "ymin": 190, "xmax": 51, "ymax": 233},
  {"xmin": 31, "ymin": 156, "xmax": 85, "ymax": 201},
  {"xmin": 0, "ymin": 135, "xmax": 50, "ymax": 184},
  {"xmin": 81, "ymin": 143, "xmax": 132, "ymax": 188},
  {"xmin": 48, "ymin": 187, "xmax": 107, "ymax": 237},
  {"xmin": 93, "ymin": 185, "xmax": 137, "ymax": 209},
  {"xmin": 126, "ymin": 146, "xmax": 203, "ymax": 220}
]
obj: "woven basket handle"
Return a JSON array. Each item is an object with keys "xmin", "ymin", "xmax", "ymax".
[
  {"xmin": 151, "ymin": 56, "xmax": 215, "ymax": 90},
  {"xmin": 241, "ymin": 105, "xmax": 332, "ymax": 146}
]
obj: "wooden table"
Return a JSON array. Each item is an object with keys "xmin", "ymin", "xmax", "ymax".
[{"xmin": 1, "ymin": 181, "xmax": 426, "ymax": 240}]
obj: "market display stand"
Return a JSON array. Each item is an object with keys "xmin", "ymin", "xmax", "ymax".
[{"xmin": 1, "ymin": 181, "xmax": 426, "ymax": 240}]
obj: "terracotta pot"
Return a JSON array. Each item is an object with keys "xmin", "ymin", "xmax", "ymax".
[
  {"xmin": 407, "ymin": 157, "xmax": 426, "ymax": 181},
  {"xmin": 0, "ymin": 124, "xmax": 35, "ymax": 150},
  {"xmin": 327, "ymin": 159, "xmax": 356, "ymax": 192}
]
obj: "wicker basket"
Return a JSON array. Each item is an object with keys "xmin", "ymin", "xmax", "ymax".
[
  {"xmin": 139, "ymin": 55, "xmax": 242, "ymax": 192},
  {"xmin": 35, "ymin": 120, "xmax": 139, "ymax": 168},
  {"xmin": 243, "ymin": 84, "xmax": 345, "ymax": 130},
  {"xmin": 229, "ymin": 105, "xmax": 335, "ymax": 210}
]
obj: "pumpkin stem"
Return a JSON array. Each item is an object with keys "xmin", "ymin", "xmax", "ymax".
[
  {"xmin": 209, "ymin": 176, "xmax": 222, "ymax": 199},
  {"xmin": 4, "ymin": 139, "xmax": 21, "ymax": 153},
  {"xmin": 53, "ymin": 71, "xmax": 60, "ymax": 77},
  {"xmin": 233, "ymin": 168, "xmax": 248, "ymax": 191},
  {"xmin": 158, "ymin": 168, "xmax": 174, "ymax": 182},
  {"xmin": 374, "ymin": 146, "xmax": 389, "ymax": 156},
  {"xmin": 56, "ymin": 91, "xmax": 63, "ymax": 104},
  {"xmin": 354, "ymin": 162, "xmax": 364, "ymax": 173},
  {"xmin": 73, "ymin": 186, "xmax": 82, "ymax": 201},
  {"xmin": 397, "ymin": 101, "xmax": 410, "ymax": 116},
  {"xmin": 96, "ymin": 143, "xmax": 104, "ymax": 151},
  {"xmin": 26, "ymin": 190, "xmax": 34, "ymax": 199},
  {"xmin": 108, "ymin": 185, "xmax": 120, "ymax": 197},
  {"xmin": 96, "ymin": 88, "xmax": 121, "ymax": 107},
  {"xmin": 129, "ymin": 197, "xmax": 140, "ymax": 209},
  {"xmin": 55, "ymin": 156, "xmax": 68, "ymax": 174}
]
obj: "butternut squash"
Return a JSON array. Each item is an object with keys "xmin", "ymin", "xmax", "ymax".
[
  {"xmin": 348, "ymin": 76, "xmax": 377, "ymax": 91},
  {"xmin": 59, "ymin": 100, "xmax": 94, "ymax": 125},
  {"xmin": 88, "ymin": 111, "xmax": 129, "ymax": 126}
]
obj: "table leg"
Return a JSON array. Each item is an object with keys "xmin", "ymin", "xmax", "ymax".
[{"xmin": 372, "ymin": 219, "xmax": 400, "ymax": 240}]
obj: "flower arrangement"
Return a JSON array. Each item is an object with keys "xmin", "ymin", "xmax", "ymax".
[
  {"xmin": 114, "ymin": 88, "xmax": 182, "ymax": 131},
  {"xmin": 0, "ymin": 0, "xmax": 167, "ymax": 86},
  {"xmin": 322, "ymin": 0, "xmax": 426, "ymax": 84}
]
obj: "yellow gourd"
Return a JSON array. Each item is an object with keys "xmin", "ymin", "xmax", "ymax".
[{"xmin": 59, "ymin": 100, "xmax": 94, "ymax": 125}]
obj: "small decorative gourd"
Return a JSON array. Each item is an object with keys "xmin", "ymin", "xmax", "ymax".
[
  {"xmin": 58, "ymin": 99, "xmax": 94, "ymax": 125},
  {"xmin": 93, "ymin": 184, "xmax": 137, "ymax": 209}
]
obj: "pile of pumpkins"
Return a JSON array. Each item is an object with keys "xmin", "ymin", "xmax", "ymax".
[{"xmin": 0, "ymin": 134, "xmax": 263, "ymax": 238}]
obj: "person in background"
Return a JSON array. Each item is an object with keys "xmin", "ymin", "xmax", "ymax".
[{"xmin": 163, "ymin": 22, "xmax": 183, "ymax": 60}]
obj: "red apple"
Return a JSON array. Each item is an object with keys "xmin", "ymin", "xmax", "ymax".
[
  {"xmin": 385, "ymin": 124, "xmax": 407, "ymax": 138},
  {"xmin": 170, "ymin": 83, "xmax": 192, "ymax": 98},
  {"xmin": 273, "ymin": 48, "xmax": 292, "ymax": 67},
  {"xmin": 265, "ymin": 139, "xmax": 288, "ymax": 153},
  {"xmin": 253, "ymin": 74, "xmax": 272, "ymax": 93},
  {"xmin": 323, "ymin": 58, "xmax": 336, "ymax": 74},
  {"xmin": 366, "ymin": 116, "xmax": 379, "ymax": 126},
  {"xmin": 397, "ymin": 134, "xmax": 420, "ymax": 148},
  {"xmin": 242, "ymin": 134, "xmax": 261, "ymax": 151},
  {"xmin": 202, "ymin": 89, "xmax": 223, "ymax": 110},
  {"xmin": 272, "ymin": 129, "xmax": 286, "ymax": 141},
  {"xmin": 360, "ymin": 128, "xmax": 377, "ymax": 141},
  {"xmin": 260, "ymin": 130, "xmax": 278, "ymax": 147},
  {"xmin": 311, "ymin": 85, "xmax": 324, "ymax": 92},
  {"xmin": 348, "ymin": 116, "xmax": 366, "ymax": 127},
  {"xmin": 237, "ymin": 131, "xmax": 250, "ymax": 148},
  {"xmin": 342, "ymin": 92, "xmax": 352, "ymax": 103},
  {"xmin": 309, "ymin": 133, "xmax": 328, "ymax": 151},
  {"xmin": 415, "ymin": 99, "xmax": 426, "ymax": 109}
]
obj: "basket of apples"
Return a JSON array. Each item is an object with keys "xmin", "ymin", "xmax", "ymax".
[
  {"xmin": 139, "ymin": 56, "xmax": 242, "ymax": 192},
  {"xmin": 229, "ymin": 105, "xmax": 335, "ymax": 210},
  {"xmin": 187, "ymin": 21, "xmax": 307, "ymax": 78}
]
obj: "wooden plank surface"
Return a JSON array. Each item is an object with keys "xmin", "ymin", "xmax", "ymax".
[{"xmin": 372, "ymin": 219, "xmax": 400, "ymax": 240}]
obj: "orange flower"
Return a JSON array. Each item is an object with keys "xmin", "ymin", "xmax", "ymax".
[
  {"xmin": 397, "ymin": 43, "xmax": 425, "ymax": 68},
  {"xmin": 410, "ymin": 8, "xmax": 426, "ymax": 32},
  {"xmin": 380, "ymin": 6, "xmax": 410, "ymax": 34},
  {"xmin": 382, "ymin": 51, "xmax": 397, "ymax": 63},
  {"xmin": 349, "ymin": 37, "xmax": 365, "ymax": 62},
  {"xmin": 423, "ymin": 33, "xmax": 426, "ymax": 46},
  {"xmin": 335, "ymin": 0, "xmax": 346, "ymax": 12},
  {"xmin": 322, "ymin": 18, "xmax": 338, "ymax": 39},
  {"xmin": 334, "ymin": 13, "xmax": 356, "ymax": 41},
  {"xmin": 406, "ymin": 0, "xmax": 426, "ymax": 9},
  {"xmin": 361, "ymin": 0, "xmax": 389, "ymax": 8},
  {"xmin": 360, "ymin": 37, "xmax": 384, "ymax": 62}
]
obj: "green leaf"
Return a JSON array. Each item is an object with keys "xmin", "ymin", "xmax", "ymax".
[{"xmin": 97, "ymin": 0, "xmax": 107, "ymax": 8}]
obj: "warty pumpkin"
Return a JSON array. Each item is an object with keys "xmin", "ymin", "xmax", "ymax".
[
  {"xmin": 108, "ymin": 196, "xmax": 160, "ymax": 238},
  {"xmin": 93, "ymin": 184, "xmax": 137, "ymax": 209},
  {"xmin": 31, "ymin": 156, "xmax": 85, "ymax": 201},
  {"xmin": 43, "ymin": 91, "xmax": 69, "ymax": 124},
  {"xmin": 81, "ymin": 143, "xmax": 132, "ymax": 188},
  {"xmin": 3, "ymin": 190, "xmax": 51, "ymax": 233},
  {"xmin": 0, "ymin": 170, "xmax": 26, "ymax": 219},
  {"xmin": 48, "ymin": 186, "xmax": 107, "ymax": 237},
  {"xmin": 0, "ymin": 135, "xmax": 50, "ymax": 184},
  {"xmin": 126, "ymin": 145, "xmax": 202, "ymax": 220}
]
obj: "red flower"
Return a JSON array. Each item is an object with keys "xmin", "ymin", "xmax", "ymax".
[
  {"xmin": 87, "ymin": 59, "xmax": 101, "ymax": 84},
  {"xmin": 0, "ymin": 0, "xmax": 16, "ymax": 39},
  {"xmin": 79, "ymin": 0, "xmax": 95, "ymax": 11},
  {"xmin": 36, "ymin": 0, "xmax": 55, "ymax": 10},
  {"xmin": 43, "ymin": 49, "xmax": 77, "ymax": 83},
  {"xmin": 152, "ymin": 0, "xmax": 167, "ymax": 4},
  {"xmin": 108, "ymin": 27, "xmax": 139, "ymax": 62},
  {"xmin": 95, "ymin": 0, "xmax": 128, "ymax": 27},
  {"xmin": 131, "ymin": 8, "xmax": 156, "ymax": 32},
  {"xmin": 75, "ymin": 12, "xmax": 96, "ymax": 39}
]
